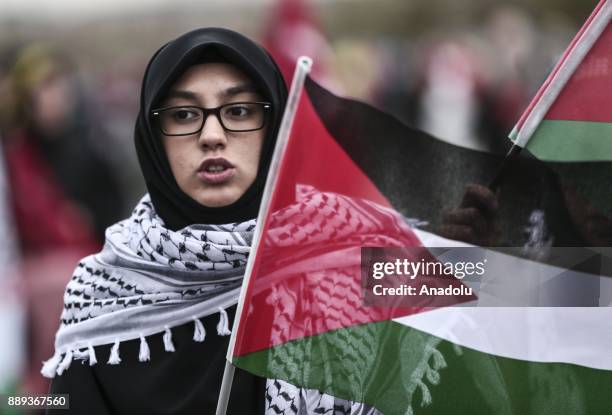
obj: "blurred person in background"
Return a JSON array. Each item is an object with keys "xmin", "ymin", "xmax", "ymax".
[
  {"xmin": 0, "ymin": 43, "xmax": 124, "ymax": 395},
  {"xmin": 262, "ymin": 0, "xmax": 332, "ymax": 81},
  {"xmin": 3, "ymin": 43, "xmax": 124, "ymax": 247},
  {"xmin": 480, "ymin": 7, "xmax": 541, "ymax": 143},
  {"xmin": 416, "ymin": 40, "xmax": 495, "ymax": 152},
  {"xmin": 94, "ymin": 56, "xmax": 148, "ymax": 212},
  {"xmin": 377, "ymin": 35, "xmax": 511, "ymax": 155}
]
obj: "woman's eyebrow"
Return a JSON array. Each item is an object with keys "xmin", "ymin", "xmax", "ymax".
[
  {"xmin": 219, "ymin": 84, "xmax": 259, "ymax": 98},
  {"xmin": 163, "ymin": 90, "xmax": 199, "ymax": 102},
  {"xmin": 163, "ymin": 84, "xmax": 260, "ymax": 104}
]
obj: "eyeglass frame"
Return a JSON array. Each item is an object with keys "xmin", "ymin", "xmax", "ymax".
[{"xmin": 151, "ymin": 101, "xmax": 273, "ymax": 136}]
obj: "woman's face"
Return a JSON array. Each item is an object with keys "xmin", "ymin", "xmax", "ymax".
[{"xmin": 159, "ymin": 63, "xmax": 267, "ymax": 208}]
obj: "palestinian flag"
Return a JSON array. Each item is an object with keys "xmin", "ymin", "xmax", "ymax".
[
  {"xmin": 510, "ymin": 0, "xmax": 612, "ymax": 226},
  {"xmin": 222, "ymin": 58, "xmax": 612, "ymax": 414},
  {"xmin": 225, "ymin": 5, "xmax": 612, "ymax": 408}
]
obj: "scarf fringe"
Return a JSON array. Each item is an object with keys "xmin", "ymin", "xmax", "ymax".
[
  {"xmin": 217, "ymin": 307, "xmax": 231, "ymax": 336},
  {"xmin": 163, "ymin": 326, "xmax": 175, "ymax": 352},
  {"xmin": 417, "ymin": 379, "xmax": 432, "ymax": 406},
  {"xmin": 404, "ymin": 341, "xmax": 450, "ymax": 415},
  {"xmin": 41, "ymin": 352, "xmax": 62, "ymax": 378},
  {"xmin": 56, "ymin": 350, "xmax": 73, "ymax": 376},
  {"xmin": 139, "ymin": 334, "xmax": 151, "ymax": 362},
  {"xmin": 108, "ymin": 339, "xmax": 122, "ymax": 364},
  {"xmin": 42, "ymin": 308, "xmax": 233, "ymax": 377},
  {"xmin": 88, "ymin": 342, "xmax": 98, "ymax": 366},
  {"xmin": 446, "ymin": 331, "xmax": 464, "ymax": 356},
  {"xmin": 193, "ymin": 317, "xmax": 206, "ymax": 342}
]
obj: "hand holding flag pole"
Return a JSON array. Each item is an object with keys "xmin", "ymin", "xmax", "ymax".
[{"xmin": 214, "ymin": 56, "xmax": 313, "ymax": 415}]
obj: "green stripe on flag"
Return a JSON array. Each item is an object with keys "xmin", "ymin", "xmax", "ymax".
[
  {"xmin": 527, "ymin": 119, "xmax": 612, "ymax": 162},
  {"xmin": 234, "ymin": 321, "xmax": 612, "ymax": 415}
]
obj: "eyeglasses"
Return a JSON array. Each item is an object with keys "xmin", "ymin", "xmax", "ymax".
[{"xmin": 151, "ymin": 102, "xmax": 272, "ymax": 135}]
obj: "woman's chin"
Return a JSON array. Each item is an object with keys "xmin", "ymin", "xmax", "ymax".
[{"xmin": 193, "ymin": 189, "xmax": 241, "ymax": 208}]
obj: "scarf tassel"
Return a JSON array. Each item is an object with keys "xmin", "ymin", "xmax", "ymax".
[
  {"xmin": 139, "ymin": 334, "xmax": 151, "ymax": 362},
  {"xmin": 56, "ymin": 350, "xmax": 73, "ymax": 376},
  {"xmin": 41, "ymin": 352, "xmax": 62, "ymax": 379},
  {"xmin": 417, "ymin": 379, "xmax": 432, "ymax": 407},
  {"xmin": 108, "ymin": 339, "xmax": 122, "ymax": 364},
  {"xmin": 88, "ymin": 342, "xmax": 98, "ymax": 366},
  {"xmin": 193, "ymin": 317, "xmax": 206, "ymax": 342},
  {"xmin": 44, "ymin": 311, "xmax": 232, "ymax": 373},
  {"xmin": 217, "ymin": 307, "xmax": 231, "ymax": 336},
  {"xmin": 163, "ymin": 326, "xmax": 175, "ymax": 352}
]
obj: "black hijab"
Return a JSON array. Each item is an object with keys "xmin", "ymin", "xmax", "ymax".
[{"xmin": 134, "ymin": 28, "xmax": 287, "ymax": 230}]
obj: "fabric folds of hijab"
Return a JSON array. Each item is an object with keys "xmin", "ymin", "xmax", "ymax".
[{"xmin": 134, "ymin": 28, "xmax": 287, "ymax": 230}]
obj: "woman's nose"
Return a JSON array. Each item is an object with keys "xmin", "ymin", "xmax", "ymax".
[{"xmin": 198, "ymin": 113, "xmax": 227, "ymax": 150}]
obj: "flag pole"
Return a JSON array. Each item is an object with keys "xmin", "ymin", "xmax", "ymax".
[
  {"xmin": 215, "ymin": 55, "xmax": 313, "ymax": 415},
  {"xmin": 487, "ymin": 144, "xmax": 522, "ymax": 190}
]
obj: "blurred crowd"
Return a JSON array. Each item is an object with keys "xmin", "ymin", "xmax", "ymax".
[
  {"xmin": 0, "ymin": 0, "xmax": 583, "ymax": 410},
  {"xmin": 0, "ymin": 43, "xmax": 126, "ymax": 406}
]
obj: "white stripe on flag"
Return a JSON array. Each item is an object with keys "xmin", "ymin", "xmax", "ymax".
[
  {"xmin": 401, "ymin": 229, "xmax": 612, "ymax": 371},
  {"xmin": 394, "ymin": 306, "xmax": 612, "ymax": 371}
]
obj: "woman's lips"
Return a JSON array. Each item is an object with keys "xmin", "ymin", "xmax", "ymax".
[{"xmin": 197, "ymin": 158, "xmax": 236, "ymax": 185}]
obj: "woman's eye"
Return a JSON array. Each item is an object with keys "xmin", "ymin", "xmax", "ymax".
[
  {"xmin": 225, "ymin": 105, "xmax": 251, "ymax": 118},
  {"xmin": 172, "ymin": 109, "xmax": 199, "ymax": 121}
]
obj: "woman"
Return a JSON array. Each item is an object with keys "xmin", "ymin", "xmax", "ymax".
[{"xmin": 44, "ymin": 28, "xmax": 287, "ymax": 414}]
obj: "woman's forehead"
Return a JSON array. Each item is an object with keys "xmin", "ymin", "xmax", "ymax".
[
  {"xmin": 173, "ymin": 63, "xmax": 254, "ymax": 90},
  {"xmin": 164, "ymin": 63, "xmax": 261, "ymax": 102}
]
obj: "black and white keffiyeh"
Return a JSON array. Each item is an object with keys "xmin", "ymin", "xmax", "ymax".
[
  {"xmin": 265, "ymin": 379, "xmax": 383, "ymax": 415},
  {"xmin": 41, "ymin": 187, "xmax": 408, "ymax": 414},
  {"xmin": 42, "ymin": 194, "xmax": 255, "ymax": 378}
]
